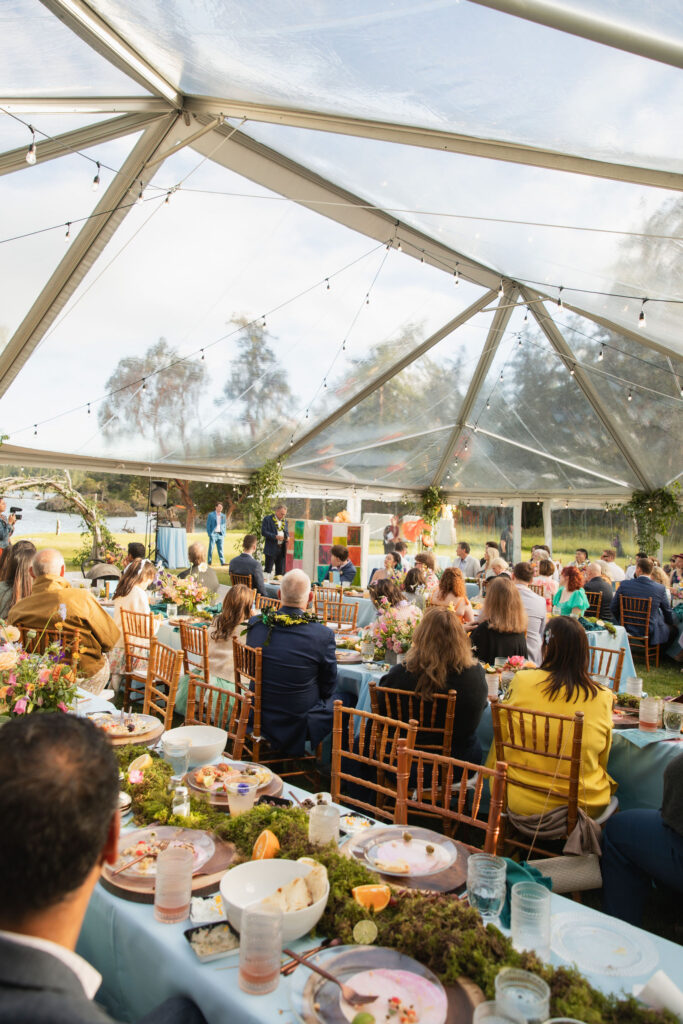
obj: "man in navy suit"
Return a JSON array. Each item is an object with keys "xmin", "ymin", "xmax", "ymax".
[
  {"xmin": 246, "ymin": 569, "xmax": 337, "ymax": 756},
  {"xmin": 611, "ymin": 556, "xmax": 673, "ymax": 646},
  {"xmin": 261, "ymin": 503, "xmax": 288, "ymax": 575},
  {"xmin": 205, "ymin": 502, "xmax": 226, "ymax": 566},
  {"xmin": 324, "ymin": 545, "xmax": 357, "ymax": 585},
  {"xmin": 228, "ymin": 534, "xmax": 266, "ymax": 596}
]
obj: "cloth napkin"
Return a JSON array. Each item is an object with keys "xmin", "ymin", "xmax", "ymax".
[
  {"xmin": 507, "ymin": 805, "xmax": 603, "ymax": 855},
  {"xmin": 618, "ymin": 728, "xmax": 676, "ymax": 747},
  {"xmin": 634, "ymin": 970, "xmax": 683, "ymax": 1020},
  {"xmin": 499, "ymin": 859, "xmax": 552, "ymax": 929}
]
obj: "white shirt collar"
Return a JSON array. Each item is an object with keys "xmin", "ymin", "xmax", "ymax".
[{"xmin": 0, "ymin": 929, "xmax": 102, "ymax": 1000}]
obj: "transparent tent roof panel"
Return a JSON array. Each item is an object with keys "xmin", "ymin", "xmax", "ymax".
[
  {"xmin": 86, "ymin": 0, "xmax": 683, "ymax": 171},
  {"xmin": 0, "ymin": 113, "xmax": 119, "ymax": 156}
]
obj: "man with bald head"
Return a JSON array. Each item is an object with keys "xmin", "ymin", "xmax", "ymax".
[
  {"xmin": 8, "ymin": 549, "xmax": 120, "ymax": 694},
  {"xmin": 582, "ymin": 562, "xmax": 616, "ymax": 623},
  {"xmin": 245, "ymin": 569, "xmax": 337, "ymax": 756}
]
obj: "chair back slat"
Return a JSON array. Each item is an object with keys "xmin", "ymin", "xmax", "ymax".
[
  {"xmin": 618, "ymin": 594, "xmax": 658, "ymax": 670},
  {"xmin": 395, "ymin": 742, "xmax": 508, "ymax": 854},
  {"xmin": 143, "ymin": 639, "xmax": 183, "ymax": 729},
  {"xmin": 120, "ymin": 609, "xmax": 154, "ymax": 707},
  {"xmin": 588, "ymin": 645, "xmax": 625, "ymax": 692},
  {"xmin": 178, "ymin": 621, "xmax": 210, "ymax": 685},
  {"xmin": 185, "ymin": 676, "xmax": 252, "ymax": 760},
  {"xmin": 321, "ymin": 598, "xmax": 359, "ymax": 630},
  {"xmin": 529, "ymin": 583, "xmax": 545, "ymax": 598},
  {"xmin": 17, "ymin": 625, "xmax": 81, "ymax": 669},
  {"xmin": 586, "ymin": 591, "xmax": 603, "ymax": 618},
  {"xmin": 331, "ymin": 701, "xmax": 417, "ymax": 821},
  {"xmin": 230, "ymin": 573, "xmax": 253, "ymax": 588},
  {"xmin": 232, "ymin": 639, "xmax": 264, "ymax": 762},
  {"xmin": 369, "ymin": 682, "xmax": 456, "ymax": 756},
  {"xmin": 255, "ymin": 594, "xmax": 280, "ymax": 611}
]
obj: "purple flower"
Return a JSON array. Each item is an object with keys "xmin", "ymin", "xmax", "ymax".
[{"xmin": 58, "ymin": 604, "xmax": 67, "ymax": 621}]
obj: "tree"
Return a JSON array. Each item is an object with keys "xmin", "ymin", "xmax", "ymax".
[{"xmin": 219, "ymin": 317, "xmax": 292, "ymax": 440}]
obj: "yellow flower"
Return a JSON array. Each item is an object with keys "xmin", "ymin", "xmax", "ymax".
[{"xmin": 0, "ymin": 650, "xmax": 18, "ymax": 672}]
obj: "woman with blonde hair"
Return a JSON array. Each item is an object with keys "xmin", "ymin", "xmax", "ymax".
[
  {"xmin": 108, "ymin": 558, "xmax": 158, "ymax": 688},
  {"xmin": 0, "ymin": 540, "xmax": 36, "ymax": 619},
  {"xmin": 469, "ymin": 576, "xmax": 528, "ymax": 663},
  {"xmin": 382, "ymin": 606, "xmax": 488, "ymax": 761},
  {"xmin": 430, "ymin": 566, "xmax": 474, "ymax": 624},
  {"xmin": 208, "ymin": 584, "xmax": 254, "ymax": 680}
]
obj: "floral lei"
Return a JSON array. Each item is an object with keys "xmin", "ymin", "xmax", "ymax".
[{"xmin": 252, "ymin": 607, "xmax": 319, "ymax": 645}]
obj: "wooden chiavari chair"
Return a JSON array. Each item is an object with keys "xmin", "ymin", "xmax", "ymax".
[
  {"xmin": 586, "ymin": 591, "xmax": 603, "ymax": 618},
  {"xmin": 230, "ymin": 573, "xmax": 253, "ymax": 588},
  {"xmin": 143, "ymin": 639, "xmax": 183, "ymax": 729},
  {"xmin": 321, "ymin": 598, "xmax": 358, "ymax": 631},
  {"xmin": 588, "ymin": 645, "xmax": 625, "ymax": 693},
  {"xmin": 255, "ymin": 594, "xmax": 280, "ymax": 611},
  {"xmin": 312, "ymin": 587, "xmax": 340, "ymax": 615},
  {"xmin": 178, "ymin": 621, "xmax": 210, "ymax": 686},
  {"xmin": 16, "ymin": 624, "xmax": 81, "ymax": 670},
  {"xmin": 369, "ymin": 681, "xmax": 456, "ymax": 757},
  {"xmin": 394, "ymin": 741, "xmax": 508, "ymax": 851},
  {"xmin": 331, "ymin": 701, "xmax": 418, "ymax": 821},
  {"xmin": 185, "ymin": 677, "xmax": 252, "ymax": 761},
  {"xmin": 618, "ymin": 595, "xmax": 658, "ymax": 670},
  {"xmin": 529, "ymin": 583, "xmax": 546, "ymax": 599},
  {"xmin": 120, "ymin": 609, "xmax": 154, "ymax": 709}
]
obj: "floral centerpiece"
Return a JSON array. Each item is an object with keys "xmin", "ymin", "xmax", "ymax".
[
  {"xmin": 366, "ymin": 599, "xmax": 422, "ymax": 661},
  {"xmin": 388, "ymin": 565, "xmax": 407, "ymax": 589},
  {"xmin": 153, "ymin": 570, "xmax": 214, "ymax": 614},
  {"xmin": 0, "ymin": 623, "xmax": 79, "ymax": 720}
]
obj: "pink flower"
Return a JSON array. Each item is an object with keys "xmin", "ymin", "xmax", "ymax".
[
  {"xmin": 57, "ymin": 701, "xmax": 68, "ymax": 712},
  {"xmin": 38, "ymin": 669, "xmax": 50, "ymax": 684},
  {"xmin": 128, "ymin": 769, "xmax": 143, "ymax": 784},
  {"xmin": 13, "ymin": 698, "xmax": 28, "ymax": 714}
]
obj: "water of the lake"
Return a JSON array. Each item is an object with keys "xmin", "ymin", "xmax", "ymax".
[{"xmin": 5, "ymin": 493, "xmax": 151, "ymax": 537}]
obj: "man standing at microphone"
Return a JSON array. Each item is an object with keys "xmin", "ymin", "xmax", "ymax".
[{"xmin": 261, "ymin": 503, "xmax": 288, "ymax": 575}]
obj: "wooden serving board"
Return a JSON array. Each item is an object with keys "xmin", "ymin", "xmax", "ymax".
[
  {"xmin": 90, "ymin": 714, "xmax": 164, "ymax": 748},
  {"xmin": 339, "ymin": 831, "xmax": 470, "ymax": 893},
  {"xmin": 100, "ymin": 835, "xmax": 238, "ymax": 903},
  {"xmin": 184, "ymin": 766, "xmax": 284, "ymax": 807}
]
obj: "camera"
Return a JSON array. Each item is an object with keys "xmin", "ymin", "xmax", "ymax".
[{"xmin": 9, "ymin": 506, "xmax": 22, "ymax": 520}]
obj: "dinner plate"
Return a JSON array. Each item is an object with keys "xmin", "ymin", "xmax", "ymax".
[
  {"xmin": 349, "ymin": 825, "xmax": 458, "ymax": 877},
  {"xmin": 290, "ymin": 945, "xmax": 448, "ymax": 1024},
  {"xmin": 335, "ymin": 650, "xmax": 362, "ymax": 663},
  {"xmin": 551, "ymin": 912, "xmax": 659, "ymax": 977},
  {"xmin": 89, "ymin": 712, "xmax": 160, "ymax": 740},
  {"xmin": 186, "ymin": 760, "xmax": 273, "ymax": 794},
  {"xmin": 113, "ymin": 827, "xmax": 215, "ymax": 879}
]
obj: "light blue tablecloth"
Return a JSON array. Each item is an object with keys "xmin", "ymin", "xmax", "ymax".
[
  {"xmin": 77, "ymin": 773, "xmax": 683, "ymax": 1024},
  {"xmin": 586, "ymin": 624, "xmax": 636, "ymax": 691},
  {"xmin": 156, "ymin": 527, "xmax": 190, "ymax": 569}
]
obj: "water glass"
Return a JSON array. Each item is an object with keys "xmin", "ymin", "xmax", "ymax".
[
  {"xmin": 473, "ymin": 1001, "xmax": 525, "ymax": 1024},
  {"xmin": 226, "ymin": 778, "xmax": 259, "ymax": 816},
  {"xmin": 308, "ymin": 804, "xmax": 340, "ymax": 846},
  {"xmin": 467, "ymin": 854, "xmax": 506, "ymax": 925},
  {"xmin": 154, "ymin": 847, "xmax": 193, "ymax": 923},
  {"xmin": 663, "ymin": 702, "xmax": 683, "ymax": 736},
  {"xmin": 510, "ymin": 882, "xmax": 551, "ymax": 961},
  {"xmin": 163, "ymin": 734, "xmax": 190, "ymax": 782},
  {"xmin": 360, "ymin": 638, "xmax": 376, "ymax": 662},
  {"xmin": 625, "ymin": 676, "xmax": 643, "ymax": 698},
  {"xmin": 494, "ymin": 657, "xmax": 507, "ymax": 671},
  {"xmin": 495, "ymin": 968, "xmax": 551, "ymax": 1024},
  {"xmin": 238, "ymin": 907, "xmax": 282, "ymax": 995},
  {"xmin": 486, "ymin": 672, "xmax": 500, "ymax": 699},
  {"xmin": 639, "ymin": 696, "xmax": 662, "ymax": 732},
  {"xmin": 166, "ymin": 603, "xmax": 178, "ymax": 618}
]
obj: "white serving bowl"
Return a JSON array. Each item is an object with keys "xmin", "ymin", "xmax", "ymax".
[
  {"xmin": 163, "ymin": 725, "xmax": 227, "ymax": 767},
  {"xmin": 219, "ymin": 859, "xmax": 329, "ymax": 942}
]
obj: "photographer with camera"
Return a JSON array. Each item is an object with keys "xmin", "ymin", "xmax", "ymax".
[{"xmin": 0, "ymin": 497, "xmax": 18, "ymax": 553}]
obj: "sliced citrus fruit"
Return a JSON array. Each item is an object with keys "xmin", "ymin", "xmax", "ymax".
[
  {"xmin": 252, "ymin": 829, "xmax": 280, "ymax": 860},
  {"xmin": 128, "ymin": 753, "xmax": 152, "ymax": 774},
  {"xmin": 352, "ymin": 884, "xmax": 391, "ymax": 912},
  {"xmin": 352, "ymin": 919, "xmax": 378, "ymax": 944}
]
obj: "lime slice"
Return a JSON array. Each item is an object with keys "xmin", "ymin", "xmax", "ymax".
[{"xmin": 352, "ymin": 919, "xmax": 378, "ymax": 944}]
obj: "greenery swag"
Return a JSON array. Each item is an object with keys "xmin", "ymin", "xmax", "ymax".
[
  {"xmin": 617, "ymin": 485, "xmax": 680, "ymax": 557},
  {"xmin": 419, "ymin": 485, "xmax": 446, "ymax": 528},
  {"xmin": 239, "ymin": 458, "xmax": 285, "ymax": 557}
]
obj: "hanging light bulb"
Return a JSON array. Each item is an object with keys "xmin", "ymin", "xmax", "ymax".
[
  {"xmin": 498, "ymin": 279, "xmax": 504, "ymax": 299},
  {"xmin": 386, "ymin": 240, "xmax": 391, "ymax": 250},
  {"xmin": 570, "ymin": 365, "xmax": 575, "ymax": 376},
  {"xmin": 557, "ymin": 287, "xmax": 563, "ymax": 309},
  {"xmin": 289, "ymin": 437, "xmax": 294, "ymax": 447},
  {"xmin": 627, "ymin": 388, "xmax": 633, "ymax": 402},
  {"xmin": 453, "ymin": 263, "xmax": 460, "ymax": 286},
  {"xmin": 565, "ymin": 500, "xmax": 569, "ymax": 509},
  {"xmin": 499, "ymin": 370, "xmax": 504, "ymax": 382},
  {"xmin": 342, "ymin": 340, "xmax": 346, "ymax": 351},
  {"xmin": 325, "ymin": 278, "xmax": 330, "ymax": 290},
  {"xmin": 87, "ymin": 402, "xmax": 91, "ymax": 415},
  {"xmin": 33, "ymin": 424, "xmax": 37, "ymax": 436},
  {"xmin": 523, "ymin": 307, "xmax": 529, "ymax": 323},
  {"xmin": 420, "ymin": 255, "xmax": 424, "ymax": 264},
  {"xmin": 305, "ymin": 409, "xmax": 309, "ymax": 419},
  {"xmin": 65, "ymin": 222, "xmax": 71, "ymax": 241},
  {"xmin": 598, "ymin": 345, "xmax": 604, "ymax": 361},
  {"xmin": 486, "ymin": 399, "xmax": 490, "ymax": 410},
  {"xmin": 365, "ymin": 293, "xmax": 370, "ymax": 305},
  {"xmin": 518, "ymin": 335, "xmax": 522, "ymax": 347},
  {"xmin": 136, "ymin": 181, "xmax": 144, "ymax": 205},
  {"xmin": 25, "ymin": 126, "xmax": 37, "ymax": 165},
  {"xmin": 164, "ymin": 191, "xmax": 172, "ymax": 205},
  {"xmin": 323, "ymin": 378, "xmax": 328, "ymax": 389},
  {"xmin": 200, "ymin": 349, "xmax": 205, "ymax": 361},
  {"xmin": 463, "ymin": 439, "xmax": 469, "ymax": 452},
  {"xmin": 91, "ymin": 162, "xmax": 101, "ymax": 192},
  {"xmin": 396, "ymin": 238, "xmax": 402, "ymax": 252},
  {"xmin": 142, "ymin": 378, "xmax": 147, "ymax": 391},
  {"xmin": 261, "ymin": 316, "xmax": 267, "ymax": 328},
  {"xmin": 500, "ymin": 498, "xmax": 504, "ymax": 506},
  {"xmin": 638, "ymin": 299, "xmax": 647, "ymax": 328},
  {"xmin": 536, "ymin": 499, "xmax": 541, "ymax": 506}
]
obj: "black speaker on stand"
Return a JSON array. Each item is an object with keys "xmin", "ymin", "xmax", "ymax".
[{"xmin": 149, "ymin": 480, "xmax": 168, "ymax": 567}]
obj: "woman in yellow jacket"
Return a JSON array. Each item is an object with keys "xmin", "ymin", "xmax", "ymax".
[{"xmin": 499, "ymin": 616, "xmax": 615, "ymax": 818}]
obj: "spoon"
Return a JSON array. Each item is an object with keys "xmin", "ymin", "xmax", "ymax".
[{"xmin": 282, "ymin": 947, "xmax": 377, "ymax": 1008}]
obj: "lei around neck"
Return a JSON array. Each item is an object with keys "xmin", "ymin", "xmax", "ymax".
[{"xmin": 249, "ymin": 606, "xmax": 320, "ymax": 645}]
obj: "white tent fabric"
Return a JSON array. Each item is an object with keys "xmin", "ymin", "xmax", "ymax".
[{"xmin": 0, "ymin": 0, "xmax": 681, "ymax": 500}]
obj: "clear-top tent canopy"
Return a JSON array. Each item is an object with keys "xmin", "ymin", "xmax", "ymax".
[{"xmin": 1, "ymin": 0, "xmax": 681, "ymax": 503}]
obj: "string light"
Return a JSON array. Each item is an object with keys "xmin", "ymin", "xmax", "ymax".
[
  {"xmin": 87, "ymin": 403, "xmax": 91, "ymax": 415},
  {"xmin": 557, "ymin": 287, "xmax": 563, "ymax": 309},
  {"xmin": 396, "ymin": 238, "xmax": 402, "ymax": 252},
  {"xmin": 342, "ymin": 340, "xmax": 346, "ymax": 351},
  {"xmin": 365, "ymin": 293, "xmax": 370, "ymax": 305},
  {"xmin": 305, "ymin": 409, "xmax": 309, "ymax": 419},
  {"xmin": 25, "ymin": 126, "xmax": 37, "ymax": 165},
  {"xmin": 523, "ymin": 307, "xmax": 529, "ymax": 323},
  {"xmin": 33, "ymin": 424, "xmax": 37, "ymax": 436},
  {"xmin": 325, "ymin": 278, "xmax": 330, "ymax": 290},
  {"xmin": 261, "ymin": 316, "xmax": 267, "ymax": 328},
  {"xmin": 164, "ymin": 191, "xmax": 172, "ymax": 205},
  {"xmin": 91, "ymin": 162, "xmax": 101, "ymax": 192},
  {"xmin": 453, "ymin": 263, "xmax": 460, "ymax": 286},
  {"xmin": 598, "ymin": 345, "xmax": 604, "ymax": 361},
  {"xmin": 323, "ymin": 378, "xmax": 328, "ymax": 389},
  {"xmin": 136, "ymin": 182, "xmax": 144, "ymax": 205},
  {"xmin": 638, "ymin": 299, "xmax": 647, "ymax": 328},
  {"xmin": 499, "ymin": 371, "xmax": 504, "ymax": 382},
  {"xmin": 627, "ymin": 388, "xmax": 633, "ymax": 401},
  {"xmin": 64, "ymin": 222, "xmax": 71, "ymax": 241},
  {"xmin": 289, "ymin": 437, "xmax": 294, "ymax": 447},
  {"xmin": 570, "ymin": 364, "xmax": 575, "ymax": 376},
  {"xmin": 498, "ymin": 279, "xmax": 504, "ymax": 299},
  {"xmin": 463, "ymin": 439, "xmax": 469, "ymax": 451},
  {"xmin": 518, "ymin": 335, "xmax": 523, "ymax": 347},
  {"xmin": 200, "ymin": 349, "xmax": 205, "ymax": 360},
  {"xmin": 142, "ymin": 378, "xmax": 147, "ymax": 391},
  {"xmin": 486, "ymin": 399, "xmax": 490, "ymax": 410}
]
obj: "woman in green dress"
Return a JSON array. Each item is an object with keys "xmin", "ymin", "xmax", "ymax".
[{"xmin": 552, "ymin": 565, "xmax": 589, "ymax": 616}]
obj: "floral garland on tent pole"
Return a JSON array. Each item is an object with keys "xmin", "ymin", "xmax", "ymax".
[
  {"xmin": 239, "ymin": 458, "xmax": 285, "ymax": 557},
  {"xmin": 419, "ymin": 486, "xmax": 446, "ymax": 550},
  {"xmin": 615, "ymin": 484, "xmax": 680, "ymax": 558}
]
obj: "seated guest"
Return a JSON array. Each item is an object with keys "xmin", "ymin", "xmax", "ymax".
[
  {"xmin": 324, "ymin": 544, "xmax": 356, "ymax": 585},
  {"xmin": 601, "ymin": 547, "xmax": 625, "ymax": 582},
  {"xmin": 602, "ymin": 753, "xmax": 683, "ymax": 927},
  {"xmin": 108, "ymin": 559, "xmax": 158, "ymax": 689},
  {"xmin": 403, "ymin": 566, "xmax": 428, "ymax": 609},
  {"xmin": 8, "ymin": 550, "xmax": 120, "ymax": 694},
  {"xmin": 208, "ymin": 584, "xmax": 253, "ymax": 681},
  {"xmin": 429, "ymin": 567, "xmax": 474, "ymax": 624},
  {"xmin": 0, "ymin": 539, "xmax": 36, "ymax": 619},
  {"xmin": 479, "ymin": 543, "xmax": 500, "ymax": 580},
  {"xmin": 124, "ymin": 541, "xmax": 146, "ymax": 565},
  {"xmin": 469, "ymin": 576, "xmax": 528, "ymax": 662},
  {"xmin": 511, "ymin": 562, "xmax": 546, "ymax": 665},
  {"xmin": 453, "ymin": 541, "xmax": 480, "ymax": 579},
  {"xmin": 227, "ymin": 533, "xmax": 266, "ymax": 596},
  {"xmin": 369, "ymin": 578, "xmax": 415, "ymax": 622},
  {"xmin": 0, "ymin": 714, "xmax": 208, "ymax": 1024},
  {"xmin": 670, "ymin": 553, "xmax": 683, "ymax": 587},
  {"xmin": 382, "ymin": 606, "xmax": 488, "ymax": 762},
  {"xmin": 489, "ymin": 557, "xmax": 510, "ymax": 578},
  {"xmin": 178, "ymin": 542, "xmax": 219, "ymax": 593},
  {"xmin": 480, "ymin": 540, "xmax": 500, "ymax": 566},
  {"xmin": 552, "ymin": 566, "xmax": 589, "ymax": 617},
  {"xmin": 610, "ymin": 557, "xmax": 673, "ymax": 646},
  {"xmin": 414, "ymin": 551, "xmax": 439, "ymax": 594},
  {"xmin": 394, "ymin": 540, "xmax": 411, "ymax": 568},
  {"xmin": 625, "ymin": 551, "xmax": 648, "ymax": 580},
  {"xmin": 536, "ymin": 558, "xmax": 559, "ymax": 602},
  {"xmin": 246, "ymin": 569, "xmax": 337, "ymax": 756},
  {"xmin": 499, "ymin": 616, "xmax": 614, "ymax": 818},
  {"xmin": 370, "ymin": 550, "xmax": 403, "ymax": 584},
  {"xmin": 651, "ymin": 565, "xmax": 672, "ymax": 591},
  {"xmin": 570, "ymin": 548, "xmax": 589, "ymax": 569},
  {"xmin": 582, "ymin": 562, "xmax": 616, "ymax": 622}
]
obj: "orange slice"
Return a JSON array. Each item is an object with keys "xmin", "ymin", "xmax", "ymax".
[
  {"xmin": 352, "ymin": 884, "xmax": 391, "ymax": 912},
  {"xmin": 252, "ymin": 829, "xmax": 280, "ymax": 860}
]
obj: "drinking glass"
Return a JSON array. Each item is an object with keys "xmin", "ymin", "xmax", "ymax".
[
  {"xmin": 360, "ymin": 638, "xmax": 376, "ymax": 662},
  {"xmin": 166, "ymin": 602, "xmax": 178, "ymax": 618},
  {"xmin": 238, "ymin": 907, "xmax": 282, "ymax": 995},
  {"xmin": 495, "ymin": 968, "xmax": 551, "ymax": 1024},
  {"xmin": 473, "ymin": 1001, "xmax": 525, "ymax": 1024},
  {"xmin": 467, "ymin": 854, "xmax": 506, "ymax": 925},
  {"xmin": 226, "ymin": 779, "xmax": 259, "ymax": 816},
  {"xmin": 593, "ymin": 675, "xmax": 610, "ymax": 689},
  {"xmin": 625, "ymin": 676, "xmax": 643, "ymax": 698},
  {"xmin": 308, "ymin": 804, "xmax": 340, "ymax": 846},
  {"xmin": 663, "ymin": 703, "xmax": 683, "ymax": 736},
  {"xmin": 162, "ymin": 735, "xmax": 190, "ymax": 783},
  {"xmin": 154, "ymin": 847, "xmax": 193, "ymax": 923},
  {"xmin": 499, "ymin": 671, "xmax": 515, "ymax": 698},
  {"xmin": 494, "ymin": 657, "xmax": 507, "ymax": 671},
  {"xmin": 486, "ymin": 673, "xmax": 500, "ymax": 700},
  {"xmin": 639, "ymin": 696, "xmax": 662, "ymax": 732},
  {"xmin": 510, "ymin": 882, "xmax": 551, "ymax": 961}
]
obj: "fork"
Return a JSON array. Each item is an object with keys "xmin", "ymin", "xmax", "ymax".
[
  {"xmin": 282, "ymin": 948, "xmax": 377, "ymax": 1007},
  {"xmin": 111, "ymin": 828, "xmax": 184, "ymax": 876}
]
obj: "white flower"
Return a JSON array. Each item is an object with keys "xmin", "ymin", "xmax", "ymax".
[
  {"xmin": 199, "ymin": 563, "xmax": 208, "ymax": 573},
  {"xmin": 58, "ymin": 603, "xmax": 67, "ymax": 621}
]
